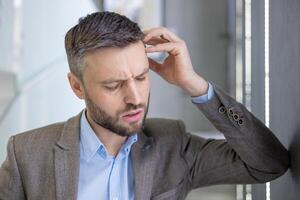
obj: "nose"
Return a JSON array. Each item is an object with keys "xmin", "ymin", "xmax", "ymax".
[{"xmin": 124, "ymin": 81, "xmax": 142, "ymax": 105}]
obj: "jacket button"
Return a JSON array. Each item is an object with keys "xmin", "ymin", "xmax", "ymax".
[
  {"xmin": 238, "ymin": 119, "xmax": 244, "ymax": 125},
  {"xmin": 233, "ymin": 114, "xmax": 239, "ymax": 121},
  {"xmin": 218, "ymin": 106, "xmax": 226, "ymax": 114},
  {"xmin": 228, "ymin": 108, "xmax": 234, "ymax": 115}
]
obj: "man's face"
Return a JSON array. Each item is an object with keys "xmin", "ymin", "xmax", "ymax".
[{"xmin": 82, "ymin": 41, "xmax": 150, "ymax": 137}]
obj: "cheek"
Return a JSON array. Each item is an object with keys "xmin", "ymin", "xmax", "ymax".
[
  {"xmin": 88, "ymin": 89, "xmax": 121, "ymax": 110},
  {"xmin": 99, "ymin": 94, "xmax": 122, "ymax": 107},
  {"xmin": 98, "ymin": 97, "xmax": 124, "ymax": 117}
]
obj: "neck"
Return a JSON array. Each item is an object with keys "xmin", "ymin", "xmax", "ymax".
[{"xmin": 85, "ymin": 110, "xmax": 127, "ymax": 157}]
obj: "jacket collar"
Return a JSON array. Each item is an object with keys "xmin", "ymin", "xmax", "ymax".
[
  {"xmin": 54, "ymin": 111, "xmax": 156, "ymax": 200},
  {"xmin": 131, "ymin": 123, "xmax": 156, "ymax": 200},
  {"xmin": 56, "ymin": 111, "xmax": 82, "ymax": 150},
  {"xmin": 54, "ymin": 111, "xmax": 82, "ymax": 200}
]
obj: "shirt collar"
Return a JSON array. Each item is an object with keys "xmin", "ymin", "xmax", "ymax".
[{"xmin": 80, "ymin": 110, "xmax": 138, "ymax": 162}]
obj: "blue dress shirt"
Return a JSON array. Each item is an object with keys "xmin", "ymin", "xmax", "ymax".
[
  {"xmin": 77, "ymin": 82, "xmax": 214, "ymax": 200},
  {"xmin": 78, "ymin": 112, "xmax": 137, "ymax": 200},
  {"xmin": 191, "ymin": 82, "xmax": 214, "ymax": 104}
]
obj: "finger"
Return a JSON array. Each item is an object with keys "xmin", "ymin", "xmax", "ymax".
[
  {"xmin": 144, "ymin": 37, "xmax": 169, "ymax": 45},
  {"xmin": 143, "ymin": 28, "xmax": 170, "ymax": 42},
  {"xmin": 143, "ymin": 27, "xmax": 181, "ymax": 43},
  {"xmin": 146, "ymin": 43, "xmax": 180, "ymax": 56},
  {"xmin": 148, "ymin": 57, "xmax": 162, "ymax": 73}
]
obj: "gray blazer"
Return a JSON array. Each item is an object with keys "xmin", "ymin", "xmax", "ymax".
[{"xmin": 0, "ymin": 85, "xmax": 289, "ymax": 200}]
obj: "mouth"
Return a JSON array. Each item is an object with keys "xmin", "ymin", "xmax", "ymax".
[{"xmin": 121, "ymin": 108, "xmax": 144, "ymax": 123}]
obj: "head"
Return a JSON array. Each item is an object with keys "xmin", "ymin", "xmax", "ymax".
[{"xmin": 65, "ymin": 12, "xmax": 150, "ymax": 137}]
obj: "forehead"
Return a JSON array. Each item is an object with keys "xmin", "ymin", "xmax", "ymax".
[{"xmin": 83, "ymin": 41, "xmax": 148, "ymax": 80}]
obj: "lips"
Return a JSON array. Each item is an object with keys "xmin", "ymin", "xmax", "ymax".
[{"xmin": 121, "ymin": 109, "xmax": 144, "ymax": 123}]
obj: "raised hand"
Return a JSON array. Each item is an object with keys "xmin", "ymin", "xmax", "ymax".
[{"xmin": 143, "ymin": 27, "xmax": 209, "ymax": 97}]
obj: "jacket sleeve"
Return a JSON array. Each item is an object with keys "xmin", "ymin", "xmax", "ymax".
[
  {"xmin": 180, "ymin": 84, "xmax": 290, "ymax": 189},
  {"xmin": 0, "ymin": 136, "xmax": 25, "ymax": 200}
]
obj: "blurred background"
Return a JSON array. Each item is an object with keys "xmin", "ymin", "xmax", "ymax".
[{"xmin": 0, "ymin": 0, "xmax": 299, "ymax": 199}]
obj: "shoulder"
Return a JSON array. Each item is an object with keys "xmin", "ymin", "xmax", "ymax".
[
  {"xmin": 12, "ymin": 112, "xmax": 82, "ymax": 149},
  {"xmin": 12, "ymin": 121, "xmax": 66, "ymax": 150}
]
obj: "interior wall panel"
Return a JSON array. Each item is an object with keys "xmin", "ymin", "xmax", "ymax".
[{"xmin": 269, "ymin": 0, "xmax": 300, "ymax": 199}]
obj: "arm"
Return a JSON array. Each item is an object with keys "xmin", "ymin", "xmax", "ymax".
[
  {"xmin": 0, "ymin": 137, "xmax": 25, "ymax": 200},
  {"xmin": 143, "ymin": 27, "xmax": 290, "ymax": 188},
  {"xmin": 180, "ymin": 83, "xmax": 289, "ymax": 188}
]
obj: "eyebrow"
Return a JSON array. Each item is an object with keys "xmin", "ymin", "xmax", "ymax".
[{"xmin": 100, "ymin": 68, "xmax": 149, "ymax": 85}]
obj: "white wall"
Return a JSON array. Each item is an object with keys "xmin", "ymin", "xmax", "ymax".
[
  {"xmin": 0, "ymin": 0, "xmax": 97, "ymax": 163},
  {"xmin": 0, "ymin": 0, "xmax": 14, "ymax": 72}
]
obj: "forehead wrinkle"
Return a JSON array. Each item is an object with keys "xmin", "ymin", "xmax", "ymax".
[
  {"xmin": 87, "ymin": 41, "xmax": 148, "ymax": 84},
  {"xmin": 100, "ymin": 67, "xmax": 149, "ymax": 85},
  {"xmin": 103, "ymin": 49, "xmax": 148, "ymax": 80}
]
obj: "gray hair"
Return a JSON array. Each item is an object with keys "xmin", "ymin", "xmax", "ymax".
[{"xmin": 65, "ymin": 11, "xmax": 144, "ymax": 80}]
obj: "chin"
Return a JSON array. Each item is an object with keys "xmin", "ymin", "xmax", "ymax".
[{"xmin": 127, "ymin": 121, "xmax": 143, "ymax": 132}]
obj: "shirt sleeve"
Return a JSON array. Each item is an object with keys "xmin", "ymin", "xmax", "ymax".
[{"xmin": 191, "ymin": 82, "xmax": 215, "ymax": 104}]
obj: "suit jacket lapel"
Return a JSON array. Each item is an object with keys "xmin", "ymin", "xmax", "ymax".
[
  {"xmin": 54, "ymin": 112, "xmax": 81, "ymax": 200},
  {"xmin": 53, "ymin": 112, "xmax": 157, "ymax": 200},
  {"xmin": 131, "ymin": 130, "xmax": 156, "ymax": 200}
]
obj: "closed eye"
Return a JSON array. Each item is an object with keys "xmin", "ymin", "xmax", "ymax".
[
  {"xmin": 136, "ymin": 76, "xmax": 146, "ymax": 81},
  {"xmin": 105, "ymin": 83, "xmax": 121, "ymax": 91}
]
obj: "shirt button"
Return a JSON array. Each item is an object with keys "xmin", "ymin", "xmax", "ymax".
[{"xmin": 218, "ymin": 106, "xmax": 226, "ymax": 114}]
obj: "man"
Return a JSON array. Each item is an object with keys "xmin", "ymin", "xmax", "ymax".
[{"xmin": 0, "ymin": 11, "xmax": 289, "ymax": 200}]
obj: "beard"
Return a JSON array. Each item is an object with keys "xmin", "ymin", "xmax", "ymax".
[{"xmin": 84, "ymin": 92, "xmax": 149, "ymax": 137}]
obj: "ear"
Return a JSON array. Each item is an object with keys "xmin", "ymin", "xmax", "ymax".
[{"xmin": 68, "ymin": 72, "xmax": 85, "ymax": 99}]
